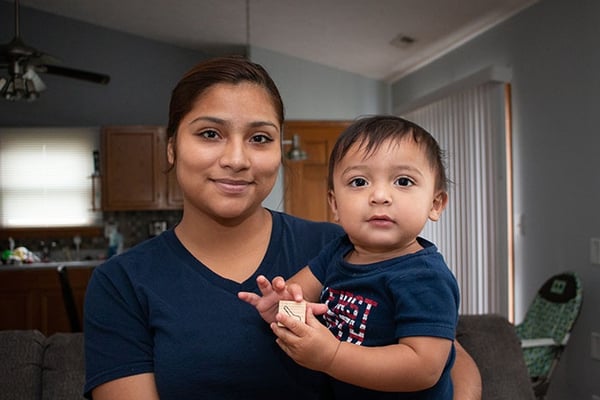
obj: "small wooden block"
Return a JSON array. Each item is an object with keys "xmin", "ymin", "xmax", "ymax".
[{"xmin": 278, "ymin": 300, "xmax": 306, "ymax": 326}]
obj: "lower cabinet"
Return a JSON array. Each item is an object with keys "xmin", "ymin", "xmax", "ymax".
[{"xmin": 0, "ymin": 267, "xmax": 94, "ymax": 335}]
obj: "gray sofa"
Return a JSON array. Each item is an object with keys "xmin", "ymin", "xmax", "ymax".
[
  {"xmin": 0, "ymin": 330, "xmax": 85, "ymax": 400},
  {"xmin": 456, "ymin": 314, "xmax": 536, "ymax": 400},
  {"xmin": 0, "ymin": 314, "xmax": 534, "ymax": 400}
]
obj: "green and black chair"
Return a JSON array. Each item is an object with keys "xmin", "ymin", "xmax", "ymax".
[{"xmin": 515, "ymin": 272, "xmax": 583, "ymax": 400}]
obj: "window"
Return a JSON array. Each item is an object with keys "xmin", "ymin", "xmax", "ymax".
[
  {"xmin": 402, "ymin": 81, "xmax": 513, "ymax": 319},
  {"xmin": 0, "ymin": 127, "xmax": 101, "ymax": 227}
]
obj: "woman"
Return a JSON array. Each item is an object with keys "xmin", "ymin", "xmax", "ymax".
[{"xmin": 84, "ymin": 56, "xmax": 481, "ymax": 399}]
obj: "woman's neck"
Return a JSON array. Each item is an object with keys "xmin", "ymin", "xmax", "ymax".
[{"xmin": 174, "ymin": 207, "xmax": 273, "ymax": 282}]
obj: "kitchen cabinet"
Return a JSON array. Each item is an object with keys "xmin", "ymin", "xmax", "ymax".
[
  {"xmin": 101, "ymin": 126, "xmax": 182, "ymax": 210},
  {"xmin": 0, "ymin": 265, "xmax": 95, "ymax": 335}
]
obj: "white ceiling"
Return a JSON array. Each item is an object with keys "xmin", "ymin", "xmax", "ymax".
[{"xmin": 12, "ymin": 0, "xmax": 537, "ymax": 82}]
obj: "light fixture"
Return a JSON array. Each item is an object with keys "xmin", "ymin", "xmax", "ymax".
[
  {"xmin": 0, "ymin": 63, "xmax": 41, "ymax": 101},
  {"xmin": 1, "ymin": 0, "xmax": 109, "ymax": 102},
  {"xmin": 283, "ymin": 134, "xmax": 308, "ymax": 161}
]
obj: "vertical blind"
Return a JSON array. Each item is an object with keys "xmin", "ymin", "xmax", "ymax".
[
  {"xmin": 403, "ymin": 83, "xmax": 511, "ymax": 317},
  {"xmin": 0, "ymin": 127, "xmax": 101, "ymax": 227}
]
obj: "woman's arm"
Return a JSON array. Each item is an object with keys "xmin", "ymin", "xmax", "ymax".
[
  {"xmin": 92, "ymin": 373, "xmax": 160, "ymax": 400},
  {"xmin": 451, "ymin": 340, "xmax": 482, "ymax": 400},
  {"xmin": 273, "ymin": 309, "xmax": 452, "ymax": 392}
]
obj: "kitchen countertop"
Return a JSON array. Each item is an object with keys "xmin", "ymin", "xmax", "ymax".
[{"xmin": 0, "ymin": 259, "xmax": 104, "ymax": 271}]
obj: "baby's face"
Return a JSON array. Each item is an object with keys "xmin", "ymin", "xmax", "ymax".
[{"xmin": 328, "ymin": 136, "xmax": 447, "ymax": 262}]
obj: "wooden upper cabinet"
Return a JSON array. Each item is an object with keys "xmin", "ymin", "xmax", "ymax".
[{"xmin": 101, "ymin": 126, "xmax": 182, "ymax": 211}]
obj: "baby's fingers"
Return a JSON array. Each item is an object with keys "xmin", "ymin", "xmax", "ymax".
[
  {"xmin": 286, "ymin": 283, "xmax": 305, "ymax": 302},
  {"xmin": 307, "ymin": 302, "xmax": 328, "ymax": 316},
  {"xmin": 237, "ymin": 291, "xmax": 261, "ymax": 306},
  {"xmin": 255, "ymin": 275, "xmax": 277, "ymax": 296}
]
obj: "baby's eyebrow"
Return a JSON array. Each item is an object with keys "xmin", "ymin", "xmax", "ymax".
[
  {"xmin": 391, "ymin": 165, "xmax": 424, "ymax": 176},
  {"xmin": 342, "ymin": 164, "xmax": 424, "ymax": 176}
]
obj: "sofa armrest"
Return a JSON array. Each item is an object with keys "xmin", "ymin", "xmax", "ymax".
[
  {"xmin": 457, "ymin": 314, "xmax": 535, "ymax": 400},
  {"xmin": 0, "ymin": 330, "xmax": 45, "ymax": 400}
]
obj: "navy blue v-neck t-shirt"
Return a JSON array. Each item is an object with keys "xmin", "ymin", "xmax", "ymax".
[{"xmin": 84, "ymin": 210, "xmax": 343, "ymax": 399}]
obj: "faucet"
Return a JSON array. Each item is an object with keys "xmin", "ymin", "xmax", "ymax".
[{"xmin": 39, "ymin": 240, "xmax": 57, "ymax": 262}]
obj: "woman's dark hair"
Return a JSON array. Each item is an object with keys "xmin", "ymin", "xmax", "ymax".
[
  {"xmin": 327, "ymin": 115, "xmax": 449, "ymax": 192},
  {"xmin": 167, "ymin": 55, "xmax": 285, "ymax": 161}
]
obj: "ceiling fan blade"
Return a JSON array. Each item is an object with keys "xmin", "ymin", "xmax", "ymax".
[
  {"xmin": 40, "ymin": 64, "xmax": 110, "ymax": 85},
  {"xmin": 33, "ymin": 52, "xmax": 62, "ymax": 67}
]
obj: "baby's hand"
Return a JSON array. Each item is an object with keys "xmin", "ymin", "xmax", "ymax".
[
  {"xmin": 272, "ymin": 306, "xmax": 340, "ymax": 372},
  {"xmin": 238, "ymin": 275, "xmax": 297, "ymax": 323}
]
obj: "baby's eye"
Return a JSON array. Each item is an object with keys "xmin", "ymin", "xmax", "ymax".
[
  {"xmin": 249, "ymin": 134, "xmax": 274, "ymax": 144},
  {"xmin": 349, "ymin": 178, "xmax": 368, "ymax": 187},
  {"xmin": 395, "ymin": 177, "xmax": 414, "ymax": 187}
]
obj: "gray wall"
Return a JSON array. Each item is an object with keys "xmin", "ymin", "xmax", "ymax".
[
  {"xmin": 0, "ymin": 4, "xmax": 389, "ymax": 126},
  {"xmin": 391, "ymin": 0, "xmax": 600, "ymax": 398},
  {"xmin": 251, "ymin": 47, "xmax": 390, "ymax": 120},
  {"xmin": 0, "ymin": 2, "xmax": 209, "ymax": 126}
]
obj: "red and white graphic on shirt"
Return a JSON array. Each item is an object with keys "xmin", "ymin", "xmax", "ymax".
[{"xmin": 322, "ymin": 287, "xmax": 378, "ymax": 345}]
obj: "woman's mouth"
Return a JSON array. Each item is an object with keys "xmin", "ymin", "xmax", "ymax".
[{"xmin": 213, "ymin": 178, "xmax": 252, "ymax": 194}]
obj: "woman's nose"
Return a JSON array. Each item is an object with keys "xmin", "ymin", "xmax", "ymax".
[{"xmin": 220, "ymin": 137, "xmax": 250, "ymax": 170}]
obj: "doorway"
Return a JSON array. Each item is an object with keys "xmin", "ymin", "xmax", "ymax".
[{"xmin": 283, "ymin": 121, "xmax": 351, "ymax": 223}]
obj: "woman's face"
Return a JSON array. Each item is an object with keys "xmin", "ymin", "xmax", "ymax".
[{"xmin": 168, "ymin": 82, "xmax": 282, "ymax": 223}]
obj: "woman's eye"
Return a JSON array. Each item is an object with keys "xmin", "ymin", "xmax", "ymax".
[
  {"xmin": 349, "ymin": 178, "xmax": 368, "ymax": 187},
  {"xmin": 395, "ymin": 177, "xmax": 414, "ymax": 187},
  {"xmin": 250, "ymin": 134, "xmax": 274, "ymax": 144},
  {"xmin": 199, "ymin": 129, "xmax": 220, "ymax": 139}
]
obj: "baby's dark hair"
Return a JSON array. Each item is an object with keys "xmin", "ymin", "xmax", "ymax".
[{"xmin": 327, "ymin": 115, "xmax": 449, "ymax": 192}]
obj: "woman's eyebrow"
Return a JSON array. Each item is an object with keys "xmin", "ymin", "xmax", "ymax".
[
  {"xmin": 248, "ymin": 120, "xmax": 278, "ymax": 130},
  {"xmin": 187, "ymin": 115, "xmax": 225, "ymax": 126},
  {"xmin": 187, "ymin": 116, "xmax": 278, "ymax": 130}
]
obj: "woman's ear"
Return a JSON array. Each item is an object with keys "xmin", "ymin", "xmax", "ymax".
[
  {"xmin": 167, "ymin": 137, "xmax": 175, "ymax": 165},
  {"xmin": 428, "ymin": 191, "xmax": 448, "ymax": 222},
  {"xmin": 327, "ymin": 190, "xmax": 340, "ymax": 222}
]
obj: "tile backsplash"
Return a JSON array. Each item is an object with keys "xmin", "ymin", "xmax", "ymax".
[
  {"xmin": 103, "ymin": 210, "xmax": 182, "ymax": 249},
  {"xmin": 5, "ymin": 210, "xmax": 182, "ymax": 262}
]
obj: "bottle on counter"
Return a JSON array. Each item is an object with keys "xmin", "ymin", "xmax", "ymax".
[{"xmin": 105, "ymin": 223, "xmax": 123, "ymax": 258}]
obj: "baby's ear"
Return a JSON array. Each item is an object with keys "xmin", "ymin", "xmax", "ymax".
[
  {"xmin": 327, "ymin": 190, "xmax": 340, "ymax": 222},
  {"xmin": 428, "ymin": 191, "xmax": 448, "ymax": 221}
]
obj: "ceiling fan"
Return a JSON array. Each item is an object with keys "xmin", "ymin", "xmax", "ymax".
[{"xmin": 0, "ymin": 0, "xmax": 110, "ymax": 101}]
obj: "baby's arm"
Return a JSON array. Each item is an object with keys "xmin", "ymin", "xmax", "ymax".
[
  {"xmin": 273, "ymin": 309, "xmax": 452, "ymax": 392},
  {"xmin": 286, "ymin": 266, "xmax": 323, "ymax": 302},
  {"xmin": 238, "ymin": 266, "xmax": 324, "ymax": 323}
]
